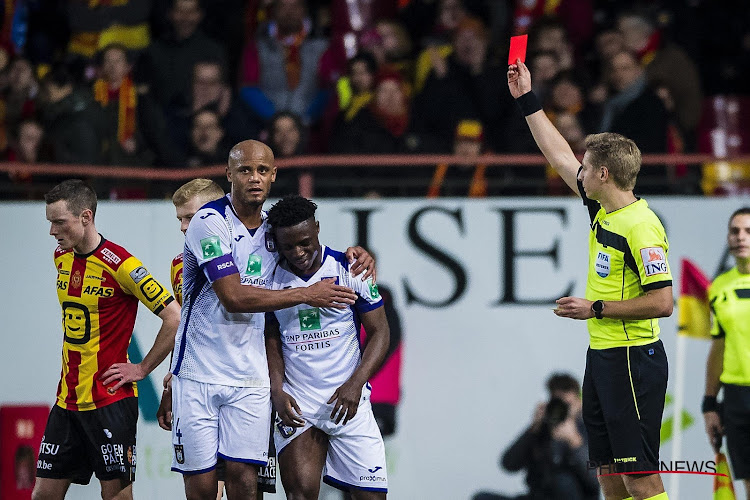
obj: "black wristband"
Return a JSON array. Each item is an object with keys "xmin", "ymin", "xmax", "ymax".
[
  {"xmin": 702, "ymin": 395, "xmax": 718, "ymax": 413},
  {"xmin": 516, "ymin": 90, "xmax": 542, "ymax": 116}
]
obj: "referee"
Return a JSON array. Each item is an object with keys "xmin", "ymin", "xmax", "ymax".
[
  {"xmin": 703, "ymin": 207, "xmax": 750, "ymax": 499},
  {"xmin": 508, "ymin": 60, "xmax": 673, "ymax": 500}
]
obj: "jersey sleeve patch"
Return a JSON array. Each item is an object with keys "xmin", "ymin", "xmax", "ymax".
[
  {"xmin": 119, "ymin": 256, "xmax": 174, "ymax": 314},
  {"xmin": 204, "ymin": 253, "xmax": 238, "ymax": 281},
  {"xmin": 640, "ymin": 247, "xmax": 669, "ymax": 277}
]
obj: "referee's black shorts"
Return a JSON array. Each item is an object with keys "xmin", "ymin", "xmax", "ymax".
[
  {"xmin": 583, "ymin": 339, "xmax": 668, "ymax": 474},
  {"xmin": 723, "ymin": 384, "xmax": 750, "ymax": 480}
]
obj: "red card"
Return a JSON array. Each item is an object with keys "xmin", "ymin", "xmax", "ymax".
[{"xmin": 508, "ymin": 34, "xmax": 528, "ymax": 65}]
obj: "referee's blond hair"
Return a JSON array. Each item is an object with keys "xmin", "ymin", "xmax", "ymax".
[
  {"xmin": 585, "ymin": 133, "xmax": 641, "ymax": 191},
  {"xmin": 172, "ymin": 179, "xmax": 224, "ymax": 207}
]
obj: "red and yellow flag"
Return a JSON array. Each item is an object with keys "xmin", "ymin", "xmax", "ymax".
[
  {"xmin": 714, "ymin": 452, "xmax": 736, "ymax": 499},
  {"xmin": 678, "ymin": 258, "xmax": 712, "ymax": 339}
]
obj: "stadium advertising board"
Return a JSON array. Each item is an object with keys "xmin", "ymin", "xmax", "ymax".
[{"xmin": 0, "ymin": 197, "xmax": 740, "ymax": 499}]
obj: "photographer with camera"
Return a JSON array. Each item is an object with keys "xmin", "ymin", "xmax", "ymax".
[{"xmin": 474, "ymin": 373, "xmax": 599, "ymax": 500}]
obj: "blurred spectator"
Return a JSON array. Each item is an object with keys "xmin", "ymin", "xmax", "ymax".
[
  {"xmin": 318, "ymin": 0, "xmax": 398, "ymax": 85},
  {"xmin": 528, "ymin": 50, "xmax": 561, "ymax": 103},
  {"xmin": 165, "ymin": 59, "xmax": 260, "ymax": 155},
  {"xmin": 321, "ymin": 51, "xmax": 377, "ymax": 147},
  {"xmin": 331, "ymin": 69, "xmax": 426, "ymax": 154},
  {"xmin": 93, "ymin": 44, "xmax": 173, "ymax": 166},
  {"xmin": 2, "ymin": 56, "xmax": 39, "ymax": 139},
  {"xmin": 529, "ymin": 17, "xmax": 574, "ymax": 73},
  {"xmin": 2, "ymin": 117, "xmax": 49, "ymax": 190},
  {"xmin": 40, "ymin": 66, "xmax": 103, "ymax": 164},
  {"xmin": 427, "ymin": 119, "xmax": 488, "ymax": 197},
  {"xmin": 269, "ymin": 111, "xmax": 307, "ymax": 158},
  {"xmin": 267, "ymin": 111, "xmax": 308, "ymax": 197},
  {"xmin": 373, "ymin": 19, "xmax": 414, "ymax": 78},
  {"xmin": 414, "ymin": 17, "xmax": 533, "ymax": 154},
  {"xmin": 413, "ymin": 0, "xmax": 469, "ymax": 93},
  {"xmin": 331, "ymin": 69, "xmax": 441, "ymax": 196},
  {"xmin": 239, "ymin": 0, "xmax": 328, "ymax": 123},
  {"xmin": 137, "ymin": 0, "xmax": 227, "ymax": 110},
  {"xmin": 599, "ymin": 51, "xmax": 668, "ymax": 154},
  {"xmin": 317, "ymin": 13, "xmax": 410, "ymax": 98},
  {"xmin": 185, "ymin": 109, "xmax": 229, "ymax": 168},
  {"xmin": 585, "ymin": 29, "xmax": 625, "ymax": 106},
  {"xmin": 335, "ymin": 52, "xmax": 377, "ymax": 122},
  {"xmin": 65, "ymin": 0, "xmax": 151, "ymax": 77},
  {"xmin": 617, "ymin": 9, "xmax": 702, "ymax": 143},
  {"xmin": 600, "ymin": 51, "xmax": 669, "ymax": 194},
  {"xmin": 512, "ymin": 1, "xmax": 593, "ymax": 54},
  {"xmin": 546, "ymin": 74, "xmax": 600, "ymax": 135},
  {"xmin": 554, "ymin": 113, "xmax": 586, "ymax": 154},
  {"xmin": 8, "ymin": 117, "xmax": 47, "ymax": 163}
]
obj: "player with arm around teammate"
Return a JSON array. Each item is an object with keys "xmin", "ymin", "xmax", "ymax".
[
  {"xmin": 160, "ymin": 178, "xmax": 278, "ymax": 499},
  {"xmin": 169, "ymin": 141, "xmax": 375, "ymax": 500},
  {"xmin": 265, "ymin": 195, "xmax": 390, "ymax": 500}
]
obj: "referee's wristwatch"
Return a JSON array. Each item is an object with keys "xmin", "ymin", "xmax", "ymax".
[{"xmin": 591, "ymin": 300, "xmax": 605, "ymax": 319}]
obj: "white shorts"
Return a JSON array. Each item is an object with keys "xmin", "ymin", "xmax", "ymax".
[
  {"xmin": 171, "ymin": 376, "xmax": 271, "ymax": 474},
  {"xmin": 274, "ymin": 388, "xmax": 387, "ymax": 492}
]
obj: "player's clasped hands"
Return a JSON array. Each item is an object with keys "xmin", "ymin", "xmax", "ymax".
[
  {"xmin": 304, "ymin": 278, "xmax": 357, "ymax": 308},
  {"xmin": 553, "ymin": 296, "xmax": 595, "ymax": 320},
  {"xmin": 327, "ymin": 379, "xmax": 362, "ymax": 425},
  {"xmin": 272, "ymin": 390, "xmax": 306, "ymax": 428}
]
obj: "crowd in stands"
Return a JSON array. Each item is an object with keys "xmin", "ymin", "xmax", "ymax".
[{"xmin": 1, "ymin": 0, "xmax": 749, "ymax": 198}]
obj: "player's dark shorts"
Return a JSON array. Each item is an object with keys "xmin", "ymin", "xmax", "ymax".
[
  {"xmin": 36, "ymin": 397, "xmax": 138, "ymax": 485},
  {"xmin": 723, "ymin": 384, "xmax": 750, "ymax": 480},
  {"xmin": 216, "ymin": 416, "xmax": 277, "ymax": 493},
  {"xmin": 583, "ymin": 339, "xmax": 668, "ymax": 474}
]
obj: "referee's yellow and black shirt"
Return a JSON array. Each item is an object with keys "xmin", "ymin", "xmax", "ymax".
[
  {"xmin": 709, "ymin": 267, "xmax": 750, "ymax": 386},
  {"xmin": 578, "ymin": 177, "xmax": 672, "ymax": 349}
]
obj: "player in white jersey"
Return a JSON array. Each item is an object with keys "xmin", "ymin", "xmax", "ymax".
[
  {"xmin": 169, "ymin": 141, "xmax": 374, "ymax": 500},
  {"xmin": 265, "ymin": 195, "xmax": 390, "ymax": 499}
]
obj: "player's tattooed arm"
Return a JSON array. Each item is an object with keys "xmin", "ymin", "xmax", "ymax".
[{"xmin": 328, "ymin": 306, "xmax": 390, "ymax": 425}]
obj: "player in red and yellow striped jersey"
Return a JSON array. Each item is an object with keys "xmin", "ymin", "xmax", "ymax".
[
  {"xmin": 170, "ymin": 253, "xmax": 184, "ymax": 306},
  {"xmin": 35, "ymin": 180, "xmax": 181, "ymax": 500}
]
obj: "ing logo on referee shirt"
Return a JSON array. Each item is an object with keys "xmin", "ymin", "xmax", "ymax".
[{"xmin": 298, "ymin": 308, "xmax": 321, "ymax": 331}]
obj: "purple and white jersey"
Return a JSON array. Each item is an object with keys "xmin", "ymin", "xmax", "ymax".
[
  {"xmin": 267, "ymin": 246, "xmax": 383, "ymax": 407},
  {"xmin": 171, "ymin": 194, "xmax": 279, "ymax": 387}
]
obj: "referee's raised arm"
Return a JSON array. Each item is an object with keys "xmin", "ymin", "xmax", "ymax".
[{"xmin": 507, "ymin": 59, "xmax": 581, "ymax": 196}]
